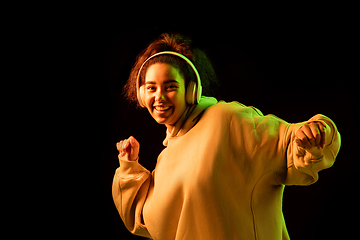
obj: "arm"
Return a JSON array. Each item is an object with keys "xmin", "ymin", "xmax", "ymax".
[
  {"xmin": 281, "ymin": 114, "xmax": 341, "ymax": 185},
  {"xmin": 112, "ymin": 136, "xmax": 152, "ymax": 238},
  {"xmin": 226, "ymin": 102, "xmax": 341, "ymax": 186}
]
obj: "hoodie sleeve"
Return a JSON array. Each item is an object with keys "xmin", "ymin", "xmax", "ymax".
[
  {"xmin": 112, "ymin": 157, "xmax": 152, "ymax": 238},
  {"xmin": 279, "ymin": 114, "xmax": 341, "ymax": 186},
  {"xmin": 226, "ymin": 102, "xmax": 341, "ymax": 186}
]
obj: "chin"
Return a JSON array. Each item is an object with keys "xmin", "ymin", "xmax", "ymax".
[
  {"xmin": 154, "ymin": 117, "xmax": 173, "ymax": 125},
  {"xmin": 155, "ymin": 118, "xmax": 168, "ymax": 125}
]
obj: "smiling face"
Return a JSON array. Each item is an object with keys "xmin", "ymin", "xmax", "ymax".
[{"xmin": 144, "ymin": 63, "xmax": 187, "ymax": 131}]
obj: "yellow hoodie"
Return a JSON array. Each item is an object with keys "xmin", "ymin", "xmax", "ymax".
[{"xmin": 112, "ymin": 97, "xmax": 341, "ymax": 240}]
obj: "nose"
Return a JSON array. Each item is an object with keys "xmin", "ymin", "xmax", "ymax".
[{"xmin": 155, "ymin": 88, "xmax": 166, "ymax": 102}]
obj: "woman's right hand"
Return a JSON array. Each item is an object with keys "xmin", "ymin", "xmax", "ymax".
[{"xmin": 116, "ymin": 136, "xmax": 140, "ymax": 161}]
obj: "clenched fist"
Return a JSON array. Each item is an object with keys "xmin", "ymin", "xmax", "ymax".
[
  {"xmin": 116, "ymin": 136, "xmax": 140, "ymax": 161},
  {"xmin": 295, "ymin": 121, "xmax": 326, "ymax": 158}
]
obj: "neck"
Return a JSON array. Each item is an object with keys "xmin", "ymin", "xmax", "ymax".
[{"xmin": 165, "ymin": 124, "xmax": 174, "ymax": 133}]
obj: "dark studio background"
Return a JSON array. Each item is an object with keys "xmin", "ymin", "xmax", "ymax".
[{"xmin": 70, "ymin": 15, "xmax": 358, "ymax": 240}]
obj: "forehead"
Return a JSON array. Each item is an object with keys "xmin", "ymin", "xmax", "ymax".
[{"xmin": 145, "ymin": 63, "xmax": 184, "ymax": 84}]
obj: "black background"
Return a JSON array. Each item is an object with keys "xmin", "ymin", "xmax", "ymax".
[{"xmin": 62, "ymin": 13, "xmax": 357, "ymax": 240}]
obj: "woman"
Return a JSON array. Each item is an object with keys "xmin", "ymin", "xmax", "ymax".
[{"xmin": 112, "ymin": 33, "xmax": 341, "ymax": 240}]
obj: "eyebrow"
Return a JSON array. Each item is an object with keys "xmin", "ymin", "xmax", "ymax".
[{"xmin": 145, "ymin": 80, "xmax": 179, "ymax": 85}]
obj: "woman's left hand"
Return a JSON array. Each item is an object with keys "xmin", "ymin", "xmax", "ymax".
[{"xmin": 295, "ymin": 121, "xmax": 326, "ymax": 152}]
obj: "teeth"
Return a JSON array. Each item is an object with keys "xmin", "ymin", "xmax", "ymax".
[{"xmin": 155, "ymin": 106, "xmax": 171, "ymax": 111}]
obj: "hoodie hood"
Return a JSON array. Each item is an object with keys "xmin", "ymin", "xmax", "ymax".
[{"xmin": 163, "ymin": 96, "xmax": 218, "ymax": 146}]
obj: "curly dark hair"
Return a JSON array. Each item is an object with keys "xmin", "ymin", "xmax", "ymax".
[{"xmin": 123, "ymin": 33, "xmax": 218, "ymax": 107}]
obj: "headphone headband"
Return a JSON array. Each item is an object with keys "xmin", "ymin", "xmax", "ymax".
[{"xmin": 136, "ymin": 51, "xmax": 202, "ymax": 107}]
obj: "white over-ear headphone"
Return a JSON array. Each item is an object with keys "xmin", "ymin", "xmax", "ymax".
[{"xmin": 136, "ymin": 51, "xmax": 202, "ymax": 108}]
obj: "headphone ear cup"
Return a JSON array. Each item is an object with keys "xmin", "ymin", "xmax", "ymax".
[
  {"xmin": 138, "ymin": 85, "xmax": 146, "ymax": 108},
  {"xmin": 186, "ymin": 81, "xmax": 197, "ymax": 105}
]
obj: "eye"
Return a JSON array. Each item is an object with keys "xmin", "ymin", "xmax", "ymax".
[
  {"xmin": 166, "ymin": 85, "xmax": 179, "ymax": 91},
  {"xmin": 146, "ymin": 85, "xmax": 156, "ymax": 92}
]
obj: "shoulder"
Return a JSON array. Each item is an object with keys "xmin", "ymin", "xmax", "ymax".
[
  {"xmin": 198, "ymin": 101, "xmax": 264, "ymax": 128},
  {"xmin": 206, "ymin": 101, "xmax": 264, "ymax": 118}
]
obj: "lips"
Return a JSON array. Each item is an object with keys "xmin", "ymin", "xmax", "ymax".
[
  {"xmin": 153, "ymin": 105, "xmax": 173, "ymax": 115},
  {"xmin": 154, "ymin": 106, "xmax": 171, "ymax": 111}
]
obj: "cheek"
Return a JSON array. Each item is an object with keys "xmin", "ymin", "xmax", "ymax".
[
  {"xmin": 170, "ymin": 89, "xmax": 184, "ymax": 102},
  {"xmin": 144, "ymin": 92, "xmax": 154, "ymax": 107},
  {"xmin": 172, "ymin": 90, "xmax": 187, "ymax": 109}
]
